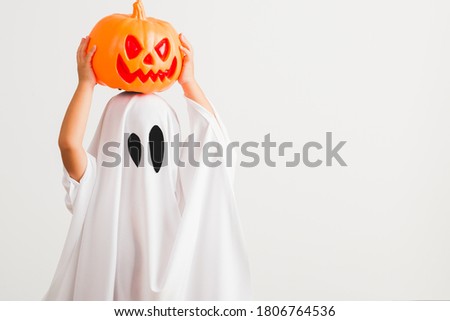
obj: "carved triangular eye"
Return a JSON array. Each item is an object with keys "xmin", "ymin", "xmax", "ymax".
[
  {"xmin": 125, "ymin": 35, "xmax": 142, "ymax": 59},
  {"xmin": 155, "ymin": 38, "xmax": 170, "ymax": 61},
  {"xmin": 149, "ymin": 125, "xmax": 164, "ymax": 173},
  {"xmin": 127, "ymin": 133, "xmax": 142, "ymax": 167}
]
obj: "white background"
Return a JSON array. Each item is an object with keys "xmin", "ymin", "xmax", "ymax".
[{"xmin": 1, "ymin": 0, "xmax": 449, "ymax": 300}]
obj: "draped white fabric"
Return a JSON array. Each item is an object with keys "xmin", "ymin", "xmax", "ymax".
[{"xmin": 43, "ymin": 92, "xmax": 252, "ymax": 300}]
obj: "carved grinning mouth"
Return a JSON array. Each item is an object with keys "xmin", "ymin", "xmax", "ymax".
[{"xmin": 117, "ymin": 55, "xmax": 178, "ymax": 83}]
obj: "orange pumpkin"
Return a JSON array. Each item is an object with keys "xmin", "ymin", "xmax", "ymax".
[{"xmin": 88, "ymin": 0, "xmax": 182, "ymax": 94}]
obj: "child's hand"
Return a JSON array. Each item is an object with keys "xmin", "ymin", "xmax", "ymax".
[
  {"xmin": 77, "ymin": 36, "xmax": 97, "ymax": 88},
  {"xmin": 178, "ymin": 34, "xmax": 195, "ymax": 86},
  {"xmin": 177, "ymin": 34, "xmax": 214, "ymax": 115}
]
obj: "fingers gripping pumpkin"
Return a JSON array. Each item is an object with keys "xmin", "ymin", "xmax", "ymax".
[{"xmin": 88, "ymin": 0, "xmax": 182, "ymax": 94}]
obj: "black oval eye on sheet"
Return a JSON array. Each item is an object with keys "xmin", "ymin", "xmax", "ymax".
[
  {"xmin": 127, "ymin": 133, "xmax": 142, "ymax": 167},
  {"xmin": 149, "ymin": 125, "xmax": 164, "ymax": 173}
]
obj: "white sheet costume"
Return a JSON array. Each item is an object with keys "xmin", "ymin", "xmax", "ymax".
[{"xmin": 43, "ymin": 92, "xmax": 252, "ymax": 300}]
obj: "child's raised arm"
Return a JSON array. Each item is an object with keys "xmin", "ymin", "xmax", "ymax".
[
  {"xmin": 178, "ymin": 34, "xmax": 215, "ymax": 116},
  {"xmin": 58, "ymin": 37, "xmax": 97, "ymax": 182}
]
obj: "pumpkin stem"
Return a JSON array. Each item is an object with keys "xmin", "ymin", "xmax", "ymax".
[{"xmin": 132, "ymin": 0, "xmax": 146, "ymax": 20}]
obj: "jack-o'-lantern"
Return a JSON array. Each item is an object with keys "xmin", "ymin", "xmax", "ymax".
[{"xmin": 88, "ymin": 0, "xmax": 182, "ymax": 94}]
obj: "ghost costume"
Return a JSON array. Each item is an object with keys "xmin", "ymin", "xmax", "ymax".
[{"xmin": 43, "ymin": 92, "xmax": 252, "ymax": 300}]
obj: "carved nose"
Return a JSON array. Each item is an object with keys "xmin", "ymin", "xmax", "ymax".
[{"xmin": 144, "ymin": 53, "xmax": 154, "ymax": 65}]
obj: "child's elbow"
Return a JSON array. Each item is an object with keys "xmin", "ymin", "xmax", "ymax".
[{"xmin": 58, "ymin": 137, "xmax": 78, "ymax": 153}]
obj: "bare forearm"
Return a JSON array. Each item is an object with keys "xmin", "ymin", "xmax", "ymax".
[
  {"xmin": 182, "ymin": 80, "xmax": 215, "ymax": 116},
  {"xmin": 59, "ymin": 82, "xmax": 94, "ymax": 149},
  {"xmin": 58, "ymin": 82, "xmax": 94, "ymax": 181}
]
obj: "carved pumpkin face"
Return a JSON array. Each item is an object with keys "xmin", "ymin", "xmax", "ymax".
[{"xmin": 88, "ymin": 0, "xmax": 182, "ymax": 94}]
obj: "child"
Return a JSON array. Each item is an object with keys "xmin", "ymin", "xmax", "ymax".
[{"xmin": 43, "ymin": 35, "xmax": 252, "ymax": 300}]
